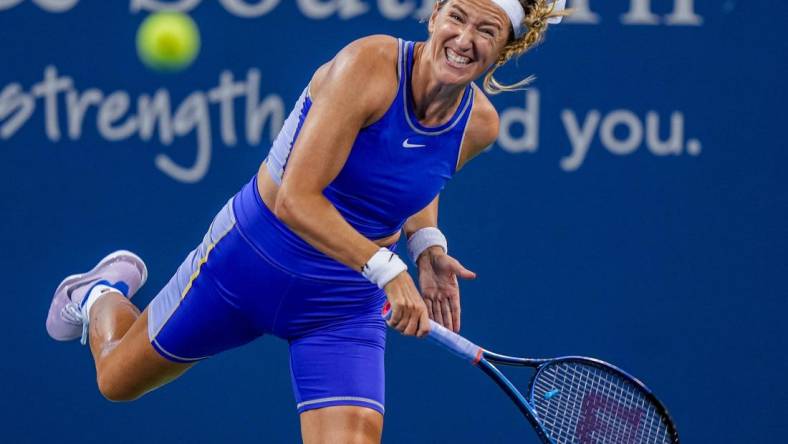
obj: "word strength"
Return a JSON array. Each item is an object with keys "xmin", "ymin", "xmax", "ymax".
[{"xmin": 0, "ymin": 66, "xmax": 284, "ymax": 183}]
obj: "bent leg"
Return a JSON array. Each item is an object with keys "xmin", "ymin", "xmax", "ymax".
[
  {"xmin": 88, "ymin": 293, "xmax": 193, "ymax": 401},
  {"xmin": 300, "ymin": 406, "xmax": 383, "ymax": 444},
  {"xmin": 86, "ymin": 197, "xmax": 259, "ymax": 400}
]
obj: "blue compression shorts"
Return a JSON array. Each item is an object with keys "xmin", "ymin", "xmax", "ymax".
[{"xmin": 147, "ymin": 177, "xmax": 388, "ymax": 415}]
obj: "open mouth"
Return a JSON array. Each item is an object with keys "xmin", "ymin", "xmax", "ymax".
[{"xmin": 445, "ymin": 47, "xmax": 473, "ymax": 68}]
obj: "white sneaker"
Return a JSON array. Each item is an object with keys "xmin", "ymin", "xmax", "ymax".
[{"xmin": 46, "ymin": 250, "xmax": 147, "ymax": 343}]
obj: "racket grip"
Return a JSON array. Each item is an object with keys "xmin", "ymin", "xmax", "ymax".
[{"xmin": 382, "ymin": 302, "xmax": 483, "ymax": 364}]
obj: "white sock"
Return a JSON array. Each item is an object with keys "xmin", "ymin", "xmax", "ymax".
[{"xmin": 81, "ymin": 284, "xmax": 124, "ymax": 320}]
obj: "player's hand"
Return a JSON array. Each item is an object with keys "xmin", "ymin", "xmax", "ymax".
[
  {"xmin": 384, "ymin": 272, "xmax": 430, "ymax": 337},
  {"xmin": 418, "ymin": 247, "xmax": 476, "ymax": 333}
]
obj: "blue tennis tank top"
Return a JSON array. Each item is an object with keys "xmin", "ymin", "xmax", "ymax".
[{"xmin": 265, "ymin": 38, "xmax": 475, "ymax": 240}]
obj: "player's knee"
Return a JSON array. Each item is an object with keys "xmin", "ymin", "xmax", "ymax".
[
  {"xmin": 345, "ymin": 406, "xmax": 378, "ymax": 421},
  {"xmin": 96, "ymin": 373, "xmax": 143, "ymax": 402},
  {"xmin": 345, "ymin": 407, "xmax": 383, "ymax": 441}
]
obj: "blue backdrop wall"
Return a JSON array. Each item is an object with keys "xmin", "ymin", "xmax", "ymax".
[{"xmin": 1, "ymin": 1, "xmax": 786, "ymax": 442}]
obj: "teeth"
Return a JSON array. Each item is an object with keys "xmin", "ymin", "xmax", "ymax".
[{"xmin": 446, "ymin": 48, "xmax": 471, "ymax": 65}]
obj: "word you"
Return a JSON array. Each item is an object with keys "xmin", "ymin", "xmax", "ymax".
[{"xmin": 498, "ymin": 90, "xmax": 702, "ymax": 171}]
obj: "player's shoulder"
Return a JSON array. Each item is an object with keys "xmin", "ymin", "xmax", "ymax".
[
  {"xmin": 456, "ymin": 86, "xmax": 500, "ymax": 170},
  {"xmin": 310, "ymin": 35, "xmax": 400, "ymax": 105},
  {"xmin": 338, "ymin": 35, "xmax": 400, "ymax": 65},
  {"xmin": 328, "ymin": 35, "xmax": 400, "ymax": 89}
]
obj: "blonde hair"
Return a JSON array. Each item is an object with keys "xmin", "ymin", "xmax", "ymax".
[{"xmin": 435, "ymin": 0, "xmax": 569, "ymax": 95}]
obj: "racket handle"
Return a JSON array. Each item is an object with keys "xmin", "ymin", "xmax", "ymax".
[{"xmin": 382, "ymin": 302, "xmax": 483, "ymax": 364}]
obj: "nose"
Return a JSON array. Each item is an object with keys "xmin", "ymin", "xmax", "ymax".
[{"xmin": 453, "ymin": 25, "xmax": 473, "ymax": 52}]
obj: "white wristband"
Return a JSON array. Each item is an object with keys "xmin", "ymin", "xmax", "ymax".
[
  {"xmin": 361, "ymin": 248, "xmax": 408, "ymax": 288},
  {"xmin": 407, "ymin": 227, "xmax": 448, "ymax": 264}
]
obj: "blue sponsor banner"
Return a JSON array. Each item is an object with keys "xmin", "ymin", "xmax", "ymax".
[{"xmin": 1, "ymin": 1, "xmax": 786, "ymax": 443}]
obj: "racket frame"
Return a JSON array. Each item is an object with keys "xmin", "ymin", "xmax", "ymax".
[
  {"xmin": 479, "ymin": 350, "xmax": 681, "ymax": 444},
  {"xmin": 380, "ymin": 303, "xmax": 679, "ymax": 443}
]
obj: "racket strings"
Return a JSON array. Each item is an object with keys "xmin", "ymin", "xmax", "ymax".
[{"xmin": 531, "ymin": 362, "xmax": 673, "ymax": 444}]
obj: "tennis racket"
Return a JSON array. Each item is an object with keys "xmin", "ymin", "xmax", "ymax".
[{"xmin": 383, "ymin": 303, "xmax": 679, "ymax": 444}]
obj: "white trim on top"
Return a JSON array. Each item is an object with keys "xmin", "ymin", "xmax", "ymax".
[{"xmin": 402, "ymin": 42, "xmax": 473, "ymax": 136}]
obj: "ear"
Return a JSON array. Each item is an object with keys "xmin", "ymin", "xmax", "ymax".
[{"xmin": 427, "ymin": 1, "xmax": 442, "ymax": 34}]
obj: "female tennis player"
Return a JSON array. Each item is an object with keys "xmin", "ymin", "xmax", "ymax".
[{"xmin": 46, "ymin": 0, "xmax": 565, "ymax": 442}]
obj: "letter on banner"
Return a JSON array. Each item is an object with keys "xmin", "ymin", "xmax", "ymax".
[
  {"xmin": 599, "ymin": 110, "xmax": 642, "ymax": 155},
  {"xmin": 31, "ymin": 66, "xmax": 74, "ymax": 142},
  {"xmin": 66, "ymin": 88, "xmax": 103, "ymax": 140},
  {"xmin": 622, "ymin": 0, "xmax": 703, "ymax": 26},
  {"xmin": 297, "ymin": 0, "xmax": 368, "ymax": 19},
  {"xmin": 666, "ymin": 0, "xmax": 702, "ymax": 25},
  {"xmin": 156, "ymin": 92, "xmax": 212, "ymax": 183},
  {"xmin": 378, "ymin": 0, "xmax": 415, "ymax": 20},
  {"xmin": 98, "ymin": 91, "xmax": 139, "ymax": 141},
  {"xmin": 621, "ymin": 0, "xmax": 660, "ymax": 25},
  {"xmin": 32, "ymin": 0, "xmax": 80, "ymax": 12},
  {"xmin": 220, "ymin": 0, "xmax": 280, "ymax": 17},
  {"xmin": 208, "ymin": 71, "xmax": 246, "ymax": 146},
  {"xmin": 561, "ymin": 110, "xmax": 599, "ymax": 171},
  {"xmin": 0, "ymin": 84, "xmax": 35, "ymax": 139},
  {"xmin": 646, "ymin": 111, "xmax": 683, "ymax": 156},
  {"xmin": 564, "ymin": 0, "xmax": 600, "ymax": 24},
  {"xmin": 498, "ymin": 89, "xmax": 540, "ymax": 154},
  {"xmin": 130, "ymin": 0, "xmax": 201, "ymax": 13},
  {"xmin": 245, "ymin": 69, "xmax": 285, "ymax": 146},
  {"xmin": 0, "ymin": 0, "xmax": 24, "ymax": 12}
]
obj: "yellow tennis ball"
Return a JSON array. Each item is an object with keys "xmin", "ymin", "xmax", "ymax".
[{"xmin": 136, "ymin": 11, "xmax": 200, "ymax": 72}]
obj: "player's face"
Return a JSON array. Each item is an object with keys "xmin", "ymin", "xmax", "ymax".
[{"xmin": 427, "ymin": 0, "xmax": 512, "ymax": 85}]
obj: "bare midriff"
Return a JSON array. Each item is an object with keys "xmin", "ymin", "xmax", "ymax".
[{"xmin": 256, "ymin": 166, "xmax": 402, "ymax": 248}]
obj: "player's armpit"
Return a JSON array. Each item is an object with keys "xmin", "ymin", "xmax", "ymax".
[{"xmin": 456, "ymin": 87, "xmax": 500, "ymax": 171}]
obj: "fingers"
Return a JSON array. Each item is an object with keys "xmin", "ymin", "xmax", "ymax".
[
  {"xmin": 390, "ymin": 297, "xmax": 415, "ymax": 332},
  {"xmin": 402, "ymin": 306, "xmax": 420, "ymax": 336},
  {"xmin": 425, "ymin": 298, "xmax": 435, "ymax": 321},
  {"xmin": 384, "ymin": 273, "xmax": 429, "ymax": 337},
  {"xmin": 433, "ymin": 296, "xmax": 444, "ymax": 326},
  {"xmin": 394, "ymin": 301, "xmax": 429, "ymax": 337},
  {"xmin": 438, "ymin": 298, "xmax": 450, "ymax": 332},
  {"xmin": 449, "ymin": 295, "xmax": 461, "ymax": 333},
  {"xmin": 425, "ymin": 294, "xmax": 458, "ymax": 332},
  {"xmin": 416, "ymin": 308, "xmax": 431, "ymax": 338},
  {"xmin": 388, "ymin": 302, "xmax": 404, "ymax": 327},
  {"xmin": 451, "ymin": 259, "xmax": 477, "ymax": 280}
]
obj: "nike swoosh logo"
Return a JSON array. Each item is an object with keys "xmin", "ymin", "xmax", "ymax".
[{"xmin": 402, "ymin": 139, "xmax": 426, "ymax": 149}]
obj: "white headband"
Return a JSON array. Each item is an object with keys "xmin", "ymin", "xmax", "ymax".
[{"xmin": 490, "ymin": 0, "xmax": 567, "ymax": 39}]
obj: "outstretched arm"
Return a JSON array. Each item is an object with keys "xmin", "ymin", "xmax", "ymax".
[
  {"xmin": 405, "ymin": 196, "xmax": 476, "ymax": 333},
  {"xmin": 403, "ymin": 87, "xmax": 501, "ymax": 332}
]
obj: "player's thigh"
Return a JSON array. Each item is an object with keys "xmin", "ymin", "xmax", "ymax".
[
  {"xmin": 146, "ymin": 198, "xmax": 281, "ymax": 363},
  {"xmin": 96, "ymin": 307, "xmax": 194, "ymax": 400},
  {"xmin": 289, "ymin": 318, "xmax": 386, "ymax": 414},
  {"xmin": 290, "ymin": 317, "xmax": 386, "ymax": 443},
  {"xmin": 300, "ymin": 406, "xmax": 383, "ymax": 444}
]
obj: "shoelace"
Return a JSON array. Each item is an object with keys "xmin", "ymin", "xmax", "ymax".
[{"xmin": 62, "ymin": 302, "xmax": 89, "ymax": 345}]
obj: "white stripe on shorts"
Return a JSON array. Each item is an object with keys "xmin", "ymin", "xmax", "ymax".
[{"xmin": 296, "ymin": 396, "xmax": 384, "ymax": 413}]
